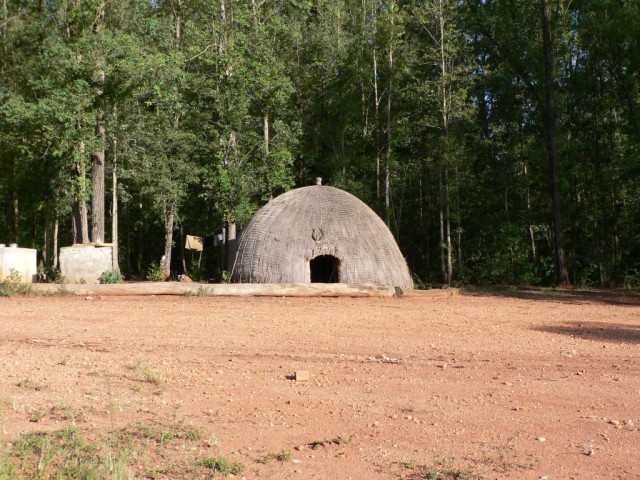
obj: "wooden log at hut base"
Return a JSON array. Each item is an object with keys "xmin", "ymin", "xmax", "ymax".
[{"xmin": 32, "ymin": 282, "xmax": 403, "ymax": 298}]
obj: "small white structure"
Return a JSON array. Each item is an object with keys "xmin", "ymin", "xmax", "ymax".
[
  {"xmin": 0, "ymin": 245, "xmax": 38, "ymax": 283},
  {"xmin": 60, "ymin": 245, "xmax": 113, "ymax": 284}
]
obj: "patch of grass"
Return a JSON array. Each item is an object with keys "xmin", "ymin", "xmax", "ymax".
[
  {"xmin": 400, "ymin": 459, "xmax": 479, "ymax": 480},
  {"xmin": 183, "ymin": 428, "xmax": 202, "ymax": 441},
  {"xmin": 122, "ymin": 422, "xmax": 202, "ymax": 448},
  {"xmin": 127, "ymin": 423, "xmax": 174, "ymax": 447},
  {"xmin": 204, "ymin": 433, "xmax": 221, "ymax": 448},
  {"xmin": 261, "ymin": 449, "xmax": 291, "ymax": 463},
  {"xmin": 1, "ymin": 421, "xmax": 220, "ymax": 479},
  {"xmin": 38, "ymin": 283, "xmax": 71, "ymax": 297},
  {"xmin": 0, "ymin": 456, "xmax": 17, "ymax": 477},
  {"xmin": 16, "ymin": 378, "xmax": 44, "ymax": 391},
  {"xmin": 6, "ymin": 425, "xmax": 133, "ymax": 480},
  {"xmin": 198, "ymin": 456, "xmax": 244, "ymax": 475},
  {"xmin": 29, "ymin": 407, "xmax": 46, "ymax": 423},
  {"xmin": 144, "ymin": 466, "xmax": 173, "ymax": 479},
  {"xmin": 129, "ymin": 355, "xmax": 162, "ymax": 385},
  {"xmin": 0, "ymin": 269, "xmax": 32, "ymax": 297},
  {"xmin": 0, "ymin": 395, "xmax": 15, "ymax": 410},
  {"xmin": 50, "ymin": 401, "xmax": 85, "ymax": 423},
  {"xmin": 478, "ymin": 433, "xmax": 532, "ymax": 473},
  {"xmin": 99, "ymin": 269, "xmax": 123, "ymax": 284}
]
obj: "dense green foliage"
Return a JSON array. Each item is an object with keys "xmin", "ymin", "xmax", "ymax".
[{"xmin": 1, "ymin": 0, "xmax": 639, "ymax": 287}]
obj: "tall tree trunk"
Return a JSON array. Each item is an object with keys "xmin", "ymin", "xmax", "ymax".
[
  {"xmin": 541, "ymin": 0, "xmax": 570, "ymax": 287},
  {"xmin": 12, "ymin": 157, "xmax": 19, "ymax": 243},
  {"xmin": 2, "ymin": 0, "xmax": 8, "ymax": 241},
  {"xmin": 137, "ymin": 199, "xmax": 143, "ymax": 275},
  {"xmin": 439, "ymin": 169, "xmax": 446, "ymax": 283},
  {"xmin": 52, "ymin": 218, "xmax": 59, "ymax": 270},
  {"xmin": 112, "ymin": 136, "xmax": 120, "ymax": 274},
  {"xmin": 373, "ymin": 47, "xmax": 381, "ymax": 207},
  {"xmin": 72, "ymin": 139, "xmax": 89, "ymax": 244},
  {"xmin": 226, "ymin": 222, "xmax": 237, "ymax": 272},
  {"xmin": 68, "ymin": 1, "xmax": 88, "ymax": 245},
  {"xmin": 91, "ymin": 116, "xmax": 106, "ymax": 242},
  {"xmin": 160, "ymin": 0, "xmax": 183, "ymax": 281},
  {"xmin": 264, "ymin": 111, "xmax": 273, "ymax": 199},
  {"xmin": 360, "ymin": 0, "xmax": 368, "ymax": 151},
  {"xmin": 439, "ymin": 0, "xmax": 452, "ymax": 285},
  {"xmin": 1, "ymin": 0, "xmax": 6, "ymax": 45},
  {"xmin": 91, "ymin": 99, "xmax": 105, "ymax": 242},
  {"xmin": 445, "ymin": 166, "xmax": 452, "ymax": 286},
  {"xmin": 174, "ymin": 0, "xmax": 182, "ymax": 48},
  {"xmin": 44, "ymin": 214, "xmax": 50, "ymax": 268},
  {"xmin": 220, "ymin": 0, "xmax": 227, "ymax": 51},
  {"xmin": 180, "ymin": 221, "xmax": 187, "ymax": 274},
  {"xmin": 384, "ymin": 3, "xmax": 393, "ymax": 228},
  {"xmin": 455, "ymin": 166, "xmax": 462, "ymax": 272},
  {"xmin": 524, "ymin": 163, "xmax": 537, "ymax": 265},
  {"xmin": 219, "ymin": 0, "xmax": 237, "ymax": 268},
  {"xmin": 91, "ymin": 3, "xmax": 106, "ymax": 243},
  {"xmin": 161, "ymin": 201, "xmax": 175, "ymax": 281}
]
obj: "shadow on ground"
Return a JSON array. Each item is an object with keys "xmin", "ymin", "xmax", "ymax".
[
  {"xmin": 532, "ymin": 321, "xmax": 640, "ymax": 344},
  {"xmin": 460, "ymin": 287, "xmax": 640, "ymax": 307}
]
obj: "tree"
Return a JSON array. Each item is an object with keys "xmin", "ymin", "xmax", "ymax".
[
  {"xmin": 541, "ymin": 0, "xmax": 569, "ymax": 286},
  {"xmin": 405, "ymin": 0, "xmax": 473, "ymax": 285}
]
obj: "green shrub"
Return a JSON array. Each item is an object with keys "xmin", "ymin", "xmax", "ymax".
[
  {"xmin": 198, "ymin": 456, "xmax": 244, "ymax": 475},
  {"xmin": 146, "ymin": 262, "xmax": 164, "ymax": 281},
  {"xmin": 623, "ymin": 269, "xmax": 640, "ymax": 289},
  {"xmin": 0, "ymin": 269, "xmax": 31, "ymax": 297},
  {"xmin": 99, "ymin": 269, "xmax": 123, "ymax": 284}
]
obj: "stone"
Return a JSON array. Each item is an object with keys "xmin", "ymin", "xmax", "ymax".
[
  {"xmin": 59, "ymin": 245, "xmax": 113, "ymax": 284},
  {"xmin": 295, "ymin": 371, "xmax": 310, "ymax": 382},
  {"xmin": 0, "ymin": 246, "xmax": 37, "ymax": 283}
]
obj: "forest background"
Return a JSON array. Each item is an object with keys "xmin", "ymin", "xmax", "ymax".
[{"xmin": 1, "ymin": 0, "xmax": 639, "ymax": 288}]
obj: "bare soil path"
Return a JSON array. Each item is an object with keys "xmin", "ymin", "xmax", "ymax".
[{"xmin": 1, "ymin": 289, "xmax": 639, "ymax": 479}]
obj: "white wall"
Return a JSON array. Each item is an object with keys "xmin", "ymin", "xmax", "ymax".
[
  {"xmin": 59, "ymin": 245, "xmax": 113, "ymax": 284},
  {"xmin": 0, "ymin": 246, "xmax": 38, "ymax": 283}
]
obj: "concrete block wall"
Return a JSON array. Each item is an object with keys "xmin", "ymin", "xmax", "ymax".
[
  {"xmin": 0, "ymin": 246, "xmax": 38, "ymax": 283},
  {"xmin": 59, "ymin": 245, "xmax": 113, "ymax": 284}
]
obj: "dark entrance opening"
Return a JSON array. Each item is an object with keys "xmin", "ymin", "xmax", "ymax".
[{"xmin": 310, "ymin": 255, "xmax": 340, "ymax": 283}]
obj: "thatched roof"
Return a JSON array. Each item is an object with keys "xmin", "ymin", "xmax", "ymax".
[{"xmin": 230, "ymin": 185, "xmax": 413, "ymax": 288}]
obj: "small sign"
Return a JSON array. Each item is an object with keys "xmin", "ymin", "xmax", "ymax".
[{"xmin": 185, "ymin": 235, "xmax": 203, "ymax": 251}]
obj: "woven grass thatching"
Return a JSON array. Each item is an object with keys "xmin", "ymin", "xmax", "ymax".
[{"xmin": 230, "ymin": 185, "xmax": 413, "ymax": 288}]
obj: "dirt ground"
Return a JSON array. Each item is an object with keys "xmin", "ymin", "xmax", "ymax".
[{"xmin": 1, "ymin": 288, "xmax": 639, "ymax": 479}]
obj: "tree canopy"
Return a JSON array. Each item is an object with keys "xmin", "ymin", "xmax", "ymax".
[{"xmin": 1, "ymin": 0, "xmax": 639, "ymax": 287}]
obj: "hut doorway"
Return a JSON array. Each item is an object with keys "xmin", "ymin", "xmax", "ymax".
[{"xmin": 310, "ymin": 255, "xmax": 340, "ymax": 283}]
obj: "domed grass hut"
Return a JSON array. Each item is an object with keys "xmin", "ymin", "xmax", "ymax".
[{"xmin": 230, "ymin": 183, "xmax": 413, "ymax": 288}]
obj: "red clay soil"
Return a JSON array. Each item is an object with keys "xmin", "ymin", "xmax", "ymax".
[{"xmin": 1, "ymin": 289, "xmax": 639, "ymax": 479}]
